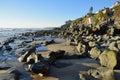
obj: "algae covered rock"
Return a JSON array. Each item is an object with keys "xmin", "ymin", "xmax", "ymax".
[{"xmin": 99, "ymin": 49, "xmax": 120, "ymax": 69}]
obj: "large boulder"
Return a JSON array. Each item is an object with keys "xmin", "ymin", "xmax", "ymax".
[
  {"xmin": 99, "ymin": 49, "xmax": 120, "ymax": 69},
  {"xmin": 89, "ymin": 47, "xmax": 101, "ymax": 59}
]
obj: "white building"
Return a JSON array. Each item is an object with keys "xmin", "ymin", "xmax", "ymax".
[{"xmin": 88, "ymin": 16, "xmax": 93, "ymax": 25}]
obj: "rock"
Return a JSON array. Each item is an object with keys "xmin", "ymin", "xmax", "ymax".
[
  {"xmin": 77, "ymin": 43, "xmax": 86, "ymax": 54},
  {"xmin": 44, "ymin": 39, "xmax": 55, "ymax": 45},
  {"xmin": 99, "ymin": 49, "xmax": 120, "ymax": 69},
  {"xmin": 89, "ymin": 47, "xmax": 101, "ymax": 59},
  {"xmin": 5, "ymin": 45, "xmax": 12, "ymax": 51},
  {"xmin": 2, "ymin": 41, "xmax": 9, "ymax": 45},
  {"xmin": 18, "ymin": 46, "xmax": 36, "ymax": 62},
  {"xmin": 109, "ymin": 41, "xmax": 119, "ymax": 52},
  {"xmin": 97, "ymin": 36, "xmax": 102, "ymax": 42},
  {"xmin": 107, "ymin": 27, "xmax": 114, "ymax": 35},
  {"xmin": 24, "ymin": 40, "xmax": 32, "ymax": 43},
  {"xmin": 2, "ymin": 37, "xmax": 15, "ymax": 46},
  {"xmin": 30, "ymin": 61, "xmax": 49, "ymax": 76},
  {"xmin": 88, "ymin": 41, "xmax": 96, "ymax": 47},
  {"xmin": 87, "ymin": 67, "xmax": 115, "ymax": 80},
  {"xmin": 78, "ymin": 74, "xmax": 87, "ymax": 80},
  {"xmin": 88, "ymin": 69, "xmax": 102, "ymax": 79},
  {"xmin": 48, "ymin": 50, "xmax": 65, "ymax": 64},
  {"xmin": 103, "ymin": 34, "xmax": 110, "ymax": 40},
  {"xmin": 8, "ymin": 37, "xmax": 15, "ymax": 43},
  {"xmin": 27, "ymin": 52, "xmax": 38, "ymax": 63}
]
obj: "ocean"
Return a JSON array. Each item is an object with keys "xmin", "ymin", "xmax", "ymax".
[
  {"xmin": 0, "ymin": 28, "xmax": 41, "ymax": 43},
  {"xmin": 0, "ymin": 28, "xmax": 42, "ymax": 62},
  {"xmin": 0, "ymin": 28, "xmax": 53, "ymax": 62}
]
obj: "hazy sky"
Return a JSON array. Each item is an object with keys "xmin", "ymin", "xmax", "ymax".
[{"xmin": 0, "ymin": 0, "xmax": 118, "ymax": 28}]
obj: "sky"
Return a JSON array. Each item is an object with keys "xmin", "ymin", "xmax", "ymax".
[{"xmin": 0, "ymin": 0, "xmax": 119, "ymax": 28}]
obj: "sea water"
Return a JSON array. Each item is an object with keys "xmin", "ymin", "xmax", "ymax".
[
  {"xmin": 0, "ymin": 28, "xmax": 41, "ymax": 43},
  {"xmin": 0, "ymin": 28, "xmax": 41, "ymax": 62}
]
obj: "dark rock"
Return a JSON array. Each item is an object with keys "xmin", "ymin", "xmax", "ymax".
[
  {"xmin": 8, "ymin": 37, "xmax": 15, "ymax": 43},
  {"xmin": 45, "ymin": 40, "xmax": 55, "ymax": 45},
  {"xmin": 2, "ymin": 41, "xmax": 9, "ymax": 45},
  {"xmin": 48, "ymin": 50, "xmax": 65, "ymax": 64},
  {"xmin": 5, "ymin": 45, "xmax": 12, "ymax": 51},
  {"xmin": 30, "ymin": 61, "xmax": 49, "ymax": 75}
]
